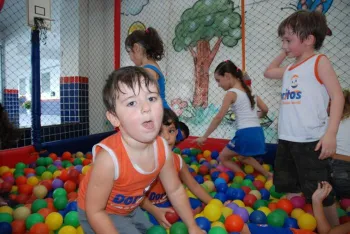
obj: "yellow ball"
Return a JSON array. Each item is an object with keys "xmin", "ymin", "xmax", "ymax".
[
  {"xmin": 0, "ymin": 166, "xmax": 10, "ymax": 175},
  {"xmin": 203, "ymin": 175, "xmax": 212, "ymax": 182},
  {"xmin": 233, "ymin": 200, "xmax": 245, "ymax": 207},
  {"xmin": 190, "ymin": 165, "xmax": 198, "ymax": 173},
  {"xmin": 10, "ymin": 168, "xmax": 16, "ymax": 173},
  {"xmin": 258, "ymin": 207, "xmax": 271, "ymax": 216},
  {"xmin": 76, "ymin": 152, "xmax": 84, "ymax": 158},
  {"xmin": 76, "ymin": 226, "xmax": 84, "ymax": 234},
  {"xmin": 46, "ymin": 212, "xmax": 64, "ymax": 230},
  {"xmin": 53, "ymin": 170, "xmax": 61, "ymax": 178},
  {"xmin": 245, "ymin": 206, "xmax": 254, "ymax": 215},
  {"xmin": 33, "ymin": 185, "xmax": 48, "ymax": 199},
  {"xmin": 262, "ymin": 164, "xmax": 270, "ymax": 172},
  {"xmin": 13, "ymin": 206, "xmax": 31, "ymax": 220},
  {"xmin": 297, "ymin": 213, "xmax": 317, "ymax": 231},
  {"xmin": 0, "ymin": 206, "xmax": 13, "ymax": 215},
  {"xmin": 244, "ymin": 165, "xmax": 254, "ymax": 174},
  {"xmin": 291, "ymin": 208, "xmax": 305, "ymax": 219},
  {"xmin": 221, "ymin": 207, "xmax": 233, "ymax": 218},
  {"xmin": 203, "ymin": 204, "xmax": 221, "ymax": 222},
  {"xmin": 27, "ymin": 176, "xmax": 39, "ymax": 186},
  {"xmin": 186, "ymin": 189, "xmax": 197, "ymax": 199},
  {"xmin": 255, "ymin": 175, "xmax": 267, "ymax": 183},
  {"xmin": 211, "ymin": 221, "xmax": 226, "ymax": 228},
  {"xmin": 249, "ymin": 190, "xmax": 261, "ymax": 200},
  {"xmin": 203, "ymin": 150, "xmax": 211, "ymax": 158},
  {"xmin": 11, "ymin": 185, "xmax": 18, "ymax": 193},
  {"xmin": 210, "ymin": 160, "xmax": 218, "ymax": 166},
  {"xmin": 41, "ymin": 171, "xmax": 53, "ymax": 180},
  {"xmin": 194, "ymin": 213, "xmax": 204, "ymax": 219},
  {"xmin": 264, "ymin": 179, "xmax": 273, "ymax": 190},
  {"xmin": 82, "ymin": 166, "xmax": 91, "ymax": 175},
  {"xmin": 58, "ymin": 226, "xmax": 77, "ymax": 234},
  {"xmin": 209, "ymin": 199, "xmax": 223, "ymax": 208}
]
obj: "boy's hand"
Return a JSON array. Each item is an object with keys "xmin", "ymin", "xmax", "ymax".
[
  {"xmin": 188, "ymin": 225, "xmax": 205, "ymax": 234},
  {"xmin": 315, "ymin": 132, "xmax": 336, "ymax": 159},
  {"xmin": 312, "ymin": 181, "xmax": 332, "ymax": 204},
  {"xmin": 195, "ymin": 137, "xmax": 207, "ymax": 146},
  {"xmin": 154, "ymin": 207, "xmax": 174, "ymax": 229}
]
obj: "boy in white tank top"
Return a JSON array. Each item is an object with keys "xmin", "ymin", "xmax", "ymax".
[{"xmin": 264, "ymin": 10, "xmax": 344, "ymax": 226}]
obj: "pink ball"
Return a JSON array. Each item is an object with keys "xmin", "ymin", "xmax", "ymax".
[
  {"xmin": 340, "ymin": 198, "xmax": 350, "ymax": 210},
  {"xmin": 290, "ymin": 196, "xmax": 306, "ymax": 209},
  {"xmin": 216, "ymin": 165, "xmax": 225, "ymax": 172}
]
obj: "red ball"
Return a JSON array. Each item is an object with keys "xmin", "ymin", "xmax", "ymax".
[
  {"xmin": 68, "ymin": 169, "xmax": 79, "ymax": 182},
  {"xmin": 16, "ymin": 194, "xmax": 29, "ymax": 204},
  {"xmin": 198, "ymin": 165, "xmax": 209, "ymax": 176},
  {"xmin": 16, "ymin": 176, "xmax": 27, "ymax": 186},
  {"xmin": 61, "ymin": 151, "xmax": 72, "ymax": 160},
  {"xmin": 243, "ymin": 194, "xmax": 257, "ymax": 207},
  {"xmin": 165, "ymin": 207, "xmax": 180, "ymax": 224},
  {"xmin": 339, "ymin": 215, "xmax": 350, "ymax": 224},
  {"xmin": 29, "ymin": 223, "xmax": 50, "ymax": 234},
  {"xmin": 39, "ymin": 180, "xmax": 53, "ymax": 191},
  {"xmin": 18, "ymin": 184, "xmax": 33, "ymax": 195},
  {"xmin": 12, "ymin": 220, "xmax": 26, "ymax": 234},
  {"xmin": 340, "ymin": 198, "xmax": 350, "ymax": 210},
  {"xmin": 253, "ymin": 180, "xmax": 264, "ymax": 190},
  {"xmin": 218, "ymin": 172, "xmax": 229, "ymax": 183},
  {"xmin": 64, "ymin": 180, "xmax": 77, "ymax": 194},
  {"xmin": 241, "ymin": 186, "xmax": 251, "ymax": 194},
  {"xmin": 224, "ymin": 214, "xmax": 244, "ymax": 232},
  {"xmin": 276, "ymin": 199, "xmax": 293, "ymax": 214},
  {"xmin": 1, "ymin": 181, "xmax": 12, "ymax": 193},
  {"xmin": 303, "ymin": 203, "xmax": 314, "ymax": 215}
]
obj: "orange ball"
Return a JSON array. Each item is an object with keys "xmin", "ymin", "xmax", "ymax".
[
  {"xmin": 39, "ymin": 180, "xmax": 53, "ymax": 191},
  {"xmin": 68, "ymin": 192, "xmax": 78, "ymax": 202},
  {"xmin": 224, "ymin": 214, "xmax": 244, "ymax": 232},
  {"xmin": 85, "ymin": 152, "xmax": 93, "ymax": 159},
  {"xmin": 64, "ymin": 180, "xmax": 77, "ymax": 194},
  {"xmin": 49, "ymin": 153, "xmax": 58, "ymax": 161},
  {"xmin": 11, "ymin": 220, "xmax": 26, "ymax": 234},
  {"xmin": 82, "ymin": 159, "xmax": 91, "ymax": 166},
  {"xmin": 59, "ymin": 169, "xmax": 69, "ymax": 182},
  {"xmin": 61, "ymin": 151, "xmax": 72, "ymax": 160},
  {"xmin": 15, "ymin": 176, "xmax": 27, "ymax": 186},
  {"xmin": 218, "ymin": 172, "xmax": 229, "ymax": 183},
  {"xmin": 18, "ymin": 184, "xmax": 33, "ymax": 195},
  {"xmin": 268, "ymin": 202, "xmax": 278, "ymax": 212},
  {"xmin": 29, "ymin": 223, "xmax": 50, "ymax": 234},
  {"xmin": 24, "ymin": 168, "xmax": 36, "ymax": 175},
  {"xmin": 37, "ymin": 208, "xmax": 52, "ymax": 219},
  {"xmin": 235, "ymin": 172, "xmax": 245, "ymax": 178},
  {"xmin": 277, "ymin": 199, "xmax": 293, "ymax": 214}
]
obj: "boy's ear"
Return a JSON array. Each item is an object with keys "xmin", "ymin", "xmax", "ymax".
[
  {"xmin": 305, "ymin": 34, "xmax": 316, "ymax": 47},
  {"xmin": 106, "ymin": 111, "xmax": 120, "ymax": 128}
]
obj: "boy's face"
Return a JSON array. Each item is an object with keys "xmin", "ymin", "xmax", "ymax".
[
  {"xmin": 107, "ymin": 78, "xmax": 163, "ymax": 144},
  {"xmin": 281, "ymin": 27, "xmax": 307, "ymax": 58},
  {"xmin": 160, "ymin": 122, "xmax": 178, "ymax": 148}
]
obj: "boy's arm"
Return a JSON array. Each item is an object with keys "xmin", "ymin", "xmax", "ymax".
[
  {"xmin": 264, "ymin": 51, "xmax": 288, "ymax": 80},
  {"xmin": 159, "ymin": 152, "xmax": 201, "ymax": 233},
  {"xmin": 328, "ymin": 223, "xmax": 350, "ymax": 234},
  {"xmin": 312, "ymin": 182, "xmax": 332, "ymax": 234},
  {"xmin": 85, "ymin": 150, "xmax": 119, "ymax": 234},
  {"xmin": 315, "ymin": 56, "xmax": 345, "ymax": 159},
  {"xmin": 140, "ymin": 197, "xmax": 173, "ymax": 228},
  {"xmin": 256, "ymin": 95, "xmax": 268, "ymax": 118},
  {"xmin": 179, "ymin": 165, "xmax": 212, "ymax": 204}
]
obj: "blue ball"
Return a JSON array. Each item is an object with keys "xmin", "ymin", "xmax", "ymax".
[
  {"xmin": 214, "ymin": 192, "xmax": 227, "ymax": 203},
  {"xmin": 195, "ymin": 217, "xmax": 211, "ymax": 232},
  {"xmin": 211, "ymin": 150, "xmax": 219, "ymax": 159},
  {"xmin": 283, "ymin": 217, "xmax": 299, "ymax": 229},
  {"xmin": 226, "ymin": 187, "xmax": 238, "ymax": 200},
  {"xmin": 244, "ymin": 174, "xmax": 255, "ymax": 181},
  {"xmin": 214, "ymin": 178, "xmax": 226, "ymax": 187},
  {"xmin": 216, "ymin": 183, "xmax": 228, "ymax": 193},
  {"xmin": 189, "ymin": 156, "xmax": 197, "ymax": 163},
  {"xmin": 0, "ymin": 222, "xmax": 12, "ymax": 234},
  {"xmin": 235, "ymin": 188, "xmax": 245, "ymax": 200},
  {"xmin": 66, "ymin": 201, "xmax": 78, "ymax": 212},
  {"xmin": 188, "ymin": 167, "xmax": 195, "ymax": 173},
  {"xmin": 194, "ymin": 175, "xmax": 204, "ymax": 184},
  {"xmin": 211, "ymin": 171, "xmax": 220, "ymax": 182},
  {"xmin": 189, "ymin": 198, "xmax": 202, "ymax": 210},
  {"xmin": 226, "ymin": 171, "xmax": 234, "ymax": 181},
  {"xmin": 182, "ymin": 148, "xmax": 191, "ymax": 156},
  {"xmin": 259, "ymin": 188, "xmax": 270, "ymax": 200},
  {"xmin": 58, "ymin": 210, "xmax": 67, "ymax": 217},
  {"xmin": 249, "ymin": 210, "xmax": 267, "ymax": 224}
]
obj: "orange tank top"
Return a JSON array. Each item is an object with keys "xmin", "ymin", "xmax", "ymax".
[
  {"xmin": 77, "ymin": 133, "xmax": 168, "ymax": 215},
  {"xmin": 147, "ymin": 153, "xmax": 183, "ymax": 204}
]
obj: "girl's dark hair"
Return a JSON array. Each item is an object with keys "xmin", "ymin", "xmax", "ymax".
[
  {"xmin": 125, "ymin": 27, "xmax": 164, "ymax": 61},
  {"xmin": 214, "ymin": 60, "xmax": 255, "ymax": 109},
  {"xmin": 0, "ymin": 104, "xmax": 22, "ymax": 150},
  {"xmin": 343, "ymin": 89, "xmax": 350, "ymax": 120},
  {"xmin": 163, "ymin": 108, "xmax": 179, "ymax": 128}
]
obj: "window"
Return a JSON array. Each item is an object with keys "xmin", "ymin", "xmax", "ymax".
[{"xmin": 41, "ymin": 72, "xmax": 51, "ymax": 94}]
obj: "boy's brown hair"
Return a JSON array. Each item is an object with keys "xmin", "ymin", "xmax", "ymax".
[
  {"xmin": 103, "ymin": 66, "xmax": 159, "ymax": 115},
  {"xmin": 342, "ymin": 89, "xmax": 350, "ymax": 120},
  {"xmin": 278, "ymin": 10, "xmax": 328, "ymax": 50}
]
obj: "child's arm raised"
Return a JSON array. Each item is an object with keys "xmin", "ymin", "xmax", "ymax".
[
  {"xmin": 85, "ymin": 150, "xmax": 119, "ymax": 234},
  {"xmin": 196, "ymin": 92, "xmax": 236, "ymax": 145},
  {"xmin": 159, "ymin": 152, "xmax": 202, "ymax": 234},
  {"xmin": 179, "ymin": 163, "xmax": 212, "ymax": 204},
  {"xmin": 256, "ymin": 95, "xmax": 269, "ymax": 118},
  {"xmin": 264, "ymin": 51, "xmax": 288, "ymax": 80},
  {"xmin": 315, "ymin": 56, "xmax": 344, "ymax": 159},
  {"xmin": 140, "ymin": 197, "xmax": 173, "ymax": 228}
]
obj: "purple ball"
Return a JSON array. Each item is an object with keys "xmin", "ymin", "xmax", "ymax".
[
  {"xmin": 53, "ymin": 160, "xmax": 62, "ymax": 167},
  {"xmin": 226, "ymin": 202, "xmax": 238, "ymax": 211},
  {"xmin": 74, "ymin": 165, "xmax": 83, "ymax": 173},
  {"xmin": 28, "ymin": 162, "xmax": 36, "ymax": 168},
  {"xmin": 4, "ymin": 176, "xmax": 14, "ymax": 185},
  {"xmin": 26, "ymin": 173, "xmax": 35, "ymax": 178},
  {"xmin": 234, "ymin": 207, "xmax": 249, "ymax": 223},
  {"xmin": 52, "ymin": 178, "xmax": 64, "ymax": 189},
  {"xmin": 290, "ymin": 196, "xmax": 306, "ymax": 209}
]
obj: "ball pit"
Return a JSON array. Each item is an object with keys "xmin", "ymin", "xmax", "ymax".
[{"xmin": 0, "ymin": 147, "xmax": 349, "ymax": 234}]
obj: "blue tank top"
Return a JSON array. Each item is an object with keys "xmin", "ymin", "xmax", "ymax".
[{"xmin": 143, "ymin": 64, "xmax": 170, "ymax": 109}]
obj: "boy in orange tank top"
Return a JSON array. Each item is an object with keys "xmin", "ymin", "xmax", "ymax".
[
  {"xmin": 77, "ymin": 67, "xmax": 203, "ymax": 234},
  {"xmin": 141, "ymin": 109, "xmax": 212, "ymax": 228}
]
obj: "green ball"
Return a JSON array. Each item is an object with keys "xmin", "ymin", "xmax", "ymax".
[
  {"xmin": 337, "ymin": 208, "xmax": 346, "ymax": 217},
  {"xmin": 253, "ymin": 199, "xmax": 269, "ymax": 210},
  {"xmin": 190, "ymin": 148, "xmax": 198, "ymax": 156},
  {"xmin": 208, "ymin": 227, "xmax": 228, "ymax": 234},
  {"xmin": 274, "ymin": 209, "xmax": 288, "ymax": 219},
  {"xmin": 53, "ymin": 188, "xmax": 67, "ymax": 198},
  {"xmin": 147, "ymin": 225, "xmax": 167, "ymax": 234},
  {"xmin": 47, "ymin": 165, "xmax": 58, "ymax": 173},
  {"xmin": 26, "ymin": 213, "xmax": 44, "ymax": 230},
  {"xmin": 15, "ymin": 162, "xmax": 26, "ymax": 170},
  {"xmin": 201, "ymin": 184, "xmax": 209, "ymax": 192},
  {"xmin": 31, "ymin": 199, "xmax": 48, "ymax": 213},
  {"xmin": 173, "ymin": 148, "xmax": 181, "ymax": 154},
  {"xmin": 230, "ymin": 182, "xmax": 241, "ymax": 188},
  {"xmin": 183, "ymin": 157, "xmax": 191, "ymax": 165},
  {"xmin": 64, "ymin": 211, "xmax": 79, "ymax": 228},
  {"xmin": 233, "ymin": 176, "xmax": 243, "ymax": 184},
  {"xmin": 35, "ymin": 166, "xmax": 46, "ymax": 176},
  {"xmin": 218, "ymin": 214, "xmax": 225, "ymax": 223},
  {"xmin": 45, "ymin": 157, "xmax": 53, "ymax": 166},
  {"xmin": 269, "ymin": 185, "xmax": 284, "ymax": 199},
  {"xmin": 210, "ymin": 191, "xmax": 216, "ymax": 197},
  {"xmin": 73, "ymin": 158, "xmax": 82, "ymax": 166},
  {"xmin": 14, "ymin": 172, "xmax": 24, "ymax": 179},
  {"xmin": 242, "ymin": 179, "xmax": 253, "ymax": 187},
  {"xmin": 0, "ymin": 213, "xmax": 13, "ymax": 223},
  {"xmin": 65, "ymin": 162, "xmax": 73, "ymax": 168},
  {"xmin": 267, "ymin": 210, "xmax": 285, "ymax": 227},
  {"xmin": 170, "ymin": 222, "xmax": 188, "ymax": 234},
  {"xmin": 54, "ymin": 196, "xmax": 68, "ymax": 210},
  {"xmin": 36, "ymin": 157, "xmax": 46, "ymax": 166}
]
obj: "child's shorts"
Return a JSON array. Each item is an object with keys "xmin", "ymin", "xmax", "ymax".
[
  {"xmin": 226, "ymin": 127, "xmax": 266, "ymax": 156},
  {"xmin": 78, "ymin": 207, "xmax": 152, "ymax": 234},
  {"xmin": 330, "ymin": 158, "xmax": 350, "ymax": 199},
  {"xmin": 273, "ymin": 140, "xmax": 335, "ymax": 206}
]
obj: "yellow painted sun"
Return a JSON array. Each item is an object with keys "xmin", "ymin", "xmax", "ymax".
[{"xmin": 128, "ymin": 21, "xmax": 146, "ymax": 35}]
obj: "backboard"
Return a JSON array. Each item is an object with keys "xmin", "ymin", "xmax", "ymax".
[{"xmin": 27, "ymin": 0, "xmax": 52, "ymax": 30}]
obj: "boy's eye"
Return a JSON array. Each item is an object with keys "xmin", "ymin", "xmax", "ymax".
[
  {"xmin": 149, "ymin": 96, "xmax": 157, "ymax": 102},
  {"xmin": 127, "ymin": 101, "xmax": 136, "ymax": 107}
]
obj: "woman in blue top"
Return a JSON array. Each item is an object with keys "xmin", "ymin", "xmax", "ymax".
[{"xmin": 125, "ymin": 27, "xmax": 170, "ymax": 109}]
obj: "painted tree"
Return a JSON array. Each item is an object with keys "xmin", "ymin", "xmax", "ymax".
[{"xmin": 173, "ymin": 0, "xmax": 242, "ymax": 107}]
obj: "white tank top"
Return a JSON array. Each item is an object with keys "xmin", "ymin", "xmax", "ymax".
[
  {"xmin": 336, "ymin": 118, "xmax": 350, "ymax": 156},
  {"xmin": 228, "ymin": 88, "xmax": 260, "ymax": 130},
  {"xmin": 278, "ymin": 54, "xmax": 329, "ymax": 142}
]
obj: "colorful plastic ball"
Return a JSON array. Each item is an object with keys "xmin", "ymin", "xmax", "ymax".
[
  {"xmin": 31, "ymin": 199, "xmax": 48, "ymax": 213},
  {"xmin": 0, "ymin": 222, "xmax": 12, "ymax": 234},
  {"xmin": 252, "ymin": 180, "xmax": 264, "ymax": 190},
  {"xmin": 264, "ymin": 180, "xmax": 273, "ymax": 190},
  {"xmin": 35, "ymin": 166, "xmax": 46, "ymax": 176},
  {"xmin": 211, "ymin": 151, "xmax": 219, "ymax": 160},
  {"xmin": 54, "ymin": 196, "xmax": 68, "ymax": 210},
  {"xmin": 33, "ymin": 185, "xmax": 48, "ymax": 199},
  {"xmin": 276, "ymin": 199, "xmax": 293, "ymax": 214},
  {"xmin": 15, "ymin": 162, "xmax": 26, "ymax": 170},
  {"xmin": 64, "ymin": 211, "xmax": 79, "ymax": 228},
  {"xmin": 203, "ymin": 204, "xmax": 221, "ymax": 222},
  {"xmin": 15, "ymin": 176, "xmax": 27, "ymax": 186},
  {"xmin": 25, "ymin": 213, "xmax": 44, "ymax": 230},
  {"xmin": 209, "ymin": 199, "xmax": 223, "ymax": 208},
  {"xmin": 226, "ymin": 202, "xmax": 238, "ymax": 212},
  {"xmin": 243, "ymin": 194, "xmax": 257, "ymax": 207},
  {"xmin": 340, "ymin": 198, "xmax": 350, "ymax": 210},
  {"xmin": 249, "ymin": 190, "xmax": 261, "ymax": 200},
  {"xmin": 244, "ymin": 165, "xmax": 254, "ymax": 174},
  {"xmin": 170, "ymin": 222, "xmax": 188, "ymax": 234},
  {"xmin": 45, "ymin": 212, "xmax": 63, "ymax": 231},
  {"xmin": 291, "ymin": 208, "xmax": 305, "ymax": 219},
  {"xmin": 44, "ymin": 157, "xmax": 53, "ymax": 166},
  {"xmin": 290, "ymin": 196, "xmax": 306, "ymax": 209},
  {"xmin": 29, "ymin": 223, "xmax": 50, "ymax": 233},
  {"xmin": 64, "ymin": 180, "xmax": 77, "ymax": 194},
  {"xmin": 283, "ymin": 217, "xmax": 299, "ymax": 229},
  {"xmin": 52, "ymin": 179, "xmax": 64, "ymax": 189},
  {"xmin": 297, "ymin": 213, "xmax": 316, "ymax": 231},
  {"xmin": 269, "ymin": 185, "xmax": 284, "ymax": 199},
  {"xmin": 233, "ymin": 200, "xmax": 245, "ymax": 208},
  {"xmin": 253, "ymin": 199, "xmax": 268, "ymax": 210},
  {"xmin": 249, "ymin": 210, "xmax": 267, "ymax": 224},
  {"xmin": 27, "ymin": 176, "xmax": 39, "ymax": 186},
  {"xmin": 224, "ymin": 214, "xmax": 244, "ymax": 232},
  {"xmin": 146, "ymin": 225, "xmax": 167, "ymax": 234},
  {"xmin": 58, "ymin": 225, "xmax": 76, "ymax": 234},
  {"xmin": 233, "ymin": 207, "xmax": 249, "ymax": 223},
  {"xmin": 267, "ymin": 210, "xmax": 285, "ymax": 227},
  {"xmin": 41, "ymin": 171, "xmax": 53, "ymax": 180},
  {"xmin": 13, "ymin": 206, "xmax": 31, "ymax": 220},
  {"xmin": 222, "ymin": 207, "xmax": 233, "ymax": 218},
  {"xmin": 74, "ymin": 165, "xmax": 83, "ymax": 173},
  {"xmin": 195, "ymin": 217, "xmax": 211, "ymax": 232},
  {"xmin": 258, "ymin": 207, "xmax": 271, "ymax": 216},
  {"xmin": 216, "ymin": 183, "xmax": 228, "ymax": 193},
  {"xmin": 0, "ymin": 213, "xmax": 13, "ymax": 223},
  {"xmin": 36, "ymin": 158, "xmax": 46, "ymax": 167},
  {"xmin": 214, "ymin": 192, "xmax": 227, "ymax": 203},
  {"xmin": 234, "ymin": 188, "xmax": 245, "ymax": 200},
  {"xmin": 66, "ymin": 201, "xmax": 78, "ymax": 212},
  {"xmin": 0, "ymin": 206, "xmax": 13, "ymax": 215},
  {"xmin": 259, "ymin": 188, "xmax": 270, "ymax": 200}
]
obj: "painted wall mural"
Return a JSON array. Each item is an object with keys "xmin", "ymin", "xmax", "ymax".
[{"xmin": 121, "ymin": 0, "xmax": 149, "ymax": 16}]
